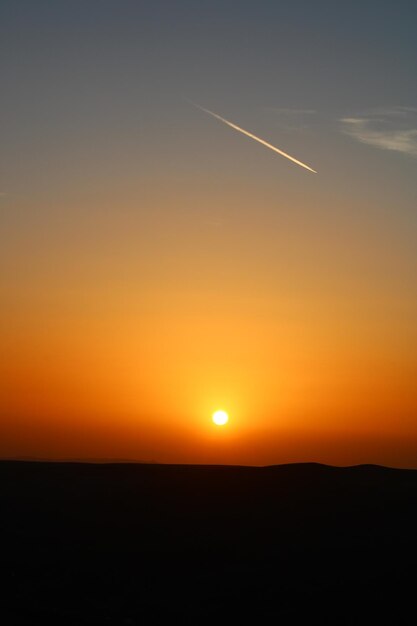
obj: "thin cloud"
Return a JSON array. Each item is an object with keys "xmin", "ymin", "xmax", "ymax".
[
  {"xmin": 265, "ymin": 107, "xmax": 317, "ymax": 132},
  {"xmin": 367, "ymin": 106, "xmax": 417, "ymax": 118},
  {"xmin": 340, "ymin": 107, "xmax": 417, "ymax": 157},
  {"xmin": 268, "ymin": 108, "xmax": 317, "ymax": 116}
]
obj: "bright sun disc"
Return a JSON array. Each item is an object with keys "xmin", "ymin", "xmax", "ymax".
[{"xmin": 212, "ymin": 410, "xmax": 229, "ymax": 426}]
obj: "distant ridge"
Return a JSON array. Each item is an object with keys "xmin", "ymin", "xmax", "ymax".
[
  {"xmin": 0, "ymin": 456, "xmax": 153, "ymax": 464},
  {"xmin": 0, "ymin": 458, "xmax": 414, "ymax": 472}
]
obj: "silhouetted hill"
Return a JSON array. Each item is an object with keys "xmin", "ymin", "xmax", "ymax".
[{"xmin": 1, "ymin": 461, "xmax": 417, "ymax": 624}]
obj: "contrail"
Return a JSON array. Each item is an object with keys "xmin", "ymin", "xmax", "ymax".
[{"xmin": 192, "ymin": 102, "xmax": 317, "ymax": 174}]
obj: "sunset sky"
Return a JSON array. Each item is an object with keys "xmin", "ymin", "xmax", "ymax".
[{"xmin": 1, "ymin": 1, "xmax": 417, "ymax": 466}]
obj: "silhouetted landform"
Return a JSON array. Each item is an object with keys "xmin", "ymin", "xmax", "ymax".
[{"xmin": 2, "ymin": 461, "xmax": 417, "ymax": 625}]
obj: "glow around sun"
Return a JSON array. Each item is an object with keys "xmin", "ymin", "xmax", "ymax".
[{"xmin": 212, "ymin": 410, "xmax": 229, "ymax": 426}]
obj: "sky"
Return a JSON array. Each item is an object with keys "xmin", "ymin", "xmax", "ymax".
[{"xmin": 1, "ymin": 0, "xmax": 417, "ymax": 466}]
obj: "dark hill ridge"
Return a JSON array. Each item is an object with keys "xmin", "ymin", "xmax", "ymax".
[{"xmin": 1, "ymin": 461, "xmax": 417, "ymax": 625}]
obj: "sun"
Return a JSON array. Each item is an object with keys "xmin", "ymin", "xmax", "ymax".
[{"xmin": 212, "ymin": 410, "xmax": 229, "ymax": 426}]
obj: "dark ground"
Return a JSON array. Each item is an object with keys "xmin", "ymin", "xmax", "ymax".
[{"xmin": 1, "ymin": 461, "xmax": 417, "ymax": 624}]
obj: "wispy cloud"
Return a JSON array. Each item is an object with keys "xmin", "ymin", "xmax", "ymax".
[
  {"xmin": 265, "ymin": 107, "xmax": 317, "ymax": 132},
  {"xmin": 268, "ymin": 108, "xmax": 317, "ymax": 116},
  {"xmin": 340, "ymin": 107, "xmax": 417, "ymax": 157}
]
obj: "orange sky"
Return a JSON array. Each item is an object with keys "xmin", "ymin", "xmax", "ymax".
[{"xmin": 1, "ymin": 179, "xmax": 417, "ymax": 467}]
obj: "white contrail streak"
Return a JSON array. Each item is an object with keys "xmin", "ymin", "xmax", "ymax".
[{"xmin": 192, "ymin": 102, "xmax": 317, "ymax": 173}]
